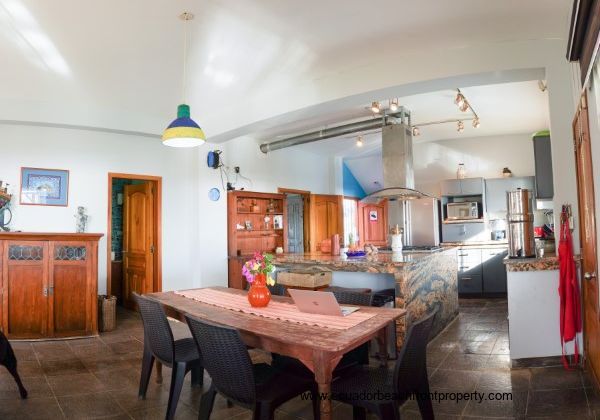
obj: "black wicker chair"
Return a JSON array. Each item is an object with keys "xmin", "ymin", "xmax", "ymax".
[
  {"xmin": 133, "ymin": 293, "xmax": 204, "ymax": 420},
  {"xmin": 331, "ymin": 310, "xmax": 438, "ymax": 420},
  {"xmin": 272, "ymin": 289, "xmax": 374, "ymax": 378},
  {"xmin": 185, "ymin": 315, "xmax": 320, "ymax": 420},
  {"xmin": 244, "ymin": 281, "xmax": 287, "ymax": 297}
]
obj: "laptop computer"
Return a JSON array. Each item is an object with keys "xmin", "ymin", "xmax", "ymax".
[{"xmin": 288, "ymin": 289, "xmax": 360, "ymax": 317}]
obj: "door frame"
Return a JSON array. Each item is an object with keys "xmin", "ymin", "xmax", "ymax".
[
  {"xmin": 278, "ymin": 188, "xmax": 311, "ymax": 252},
  {"xmin": 573, "ymin": 92, "xmax": 600, "ymax": 384},
  {"xmin": 106, "ymin": 173, "xmax": 162, "ymax": 297}
]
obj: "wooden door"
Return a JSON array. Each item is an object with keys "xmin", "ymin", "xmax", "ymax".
[
  {"xmin": 287, "ymin": 194, "xmax": 304, "ymax": 253},
  {"xmin": 123, "ymin": 183, "xmax": 155, "ymax": 309},
  {"xmin": 358, "ymin": 200, "xmax": 388, "ymax": 246},
  {"xmin": 49, "ymin": 241, "xmax": 93, "ymax": 337},
  {"xmin": 573, "ymin": 93, "xmax": 600, "ymax": 384},
  {"xmin": 2, "ymin": 241, "xmax": 48, "ymax": 338},
  {"xmin": 311, "ymin": 195, "xmax": 343, "ymax": 252}
]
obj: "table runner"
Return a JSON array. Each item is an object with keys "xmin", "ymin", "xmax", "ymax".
[{"xmin": 174, "ymin": 288, "xmax": 377, "ymax": 330}]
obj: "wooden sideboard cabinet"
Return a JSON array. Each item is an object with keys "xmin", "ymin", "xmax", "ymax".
[{"xmin": 0, "ymin": 232, "xmax": 103, "ymax": 339}]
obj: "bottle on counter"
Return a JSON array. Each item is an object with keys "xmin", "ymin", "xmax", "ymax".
[
  {"xmin": 389, "ymin": 224, "xmax": 403, "ymax": 253},
  {"xmin": 331, "ymin": 234, "xmax": 340, "ymax": 256}
]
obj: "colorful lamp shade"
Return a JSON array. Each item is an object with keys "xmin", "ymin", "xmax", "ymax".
[{"xmin": 162, "ymin": 104, "xmax": 206, "ymax": 147}]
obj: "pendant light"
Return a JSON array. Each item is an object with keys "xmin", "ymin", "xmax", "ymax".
[{"xmin": 162, "ymin": 12, "xmax": 206, "ymax": 148}]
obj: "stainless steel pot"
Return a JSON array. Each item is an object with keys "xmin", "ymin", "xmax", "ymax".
[{"xmin": 507, "ymin": 189, "xmax": 535, "ymax": 258}]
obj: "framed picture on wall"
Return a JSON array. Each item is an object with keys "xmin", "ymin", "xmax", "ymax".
[
  {"xmin": 273, "ymin": 215, "xmax": 283, "ymax": 229},
  {"xmin": 369, "ymin": 210, "xmax": 378, "ymax": 221},
  {"xmin": 20, "ymin": 167, "xmax": 69, "ymax": 206}
]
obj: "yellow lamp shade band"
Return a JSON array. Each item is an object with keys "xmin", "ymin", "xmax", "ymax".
[{"xmin": 162, "ymin": 126, "xmax": 206, "ymax": 141}]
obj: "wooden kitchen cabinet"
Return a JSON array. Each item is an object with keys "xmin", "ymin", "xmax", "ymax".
[
  {"xmin": 311, "ymin": 194, "xmax": 343, "ymax": 251},
  {"xmin": 0, "ymin": 233, "xmax": 102, "ymax": 339},
  {"xmin": 358, "ymin": 200, "xmax": 388, "ymax": 246},
  {"xmin": 227, "ymin": 191, "xmax": 287, "ymax": 288}
]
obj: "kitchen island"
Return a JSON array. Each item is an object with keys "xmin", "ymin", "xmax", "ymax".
[
  {"xmin": 273, "ymin": 248, "xmax": 458, "ymax": 348},
  {"xmin": 504, "ymin": 254, "xmax": 582, "ymax": 364}
]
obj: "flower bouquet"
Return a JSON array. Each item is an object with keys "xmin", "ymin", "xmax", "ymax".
[{"xmin": 242, "ymin": 252, "xmax": 275, "ymax": 307}]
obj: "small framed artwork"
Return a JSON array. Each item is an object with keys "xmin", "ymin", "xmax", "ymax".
[
  {"xmin": 20, "ymin": 167, "xmax": 69, "ymax": 206},
  {"xmin": 273, "ymin": 215, "xmax": 283, "ymax": 229},
  {"xmin": 369, "ymin": 210, "xmax": 378, "ymax": 221}
]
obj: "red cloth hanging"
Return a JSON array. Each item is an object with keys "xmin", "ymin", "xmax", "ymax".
[{"xmin": 558, "ymin": 207, "xmax": 582, "ymax": 369}]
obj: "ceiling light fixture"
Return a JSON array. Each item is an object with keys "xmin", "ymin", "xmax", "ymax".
[
  {"xmin": 457, "ymin": 120, "xmax": 465, "ymax": 133},
  {"xmin": 356, "ymin": 135, "xmax": 364, "ymax": 147},
  {"xmin": 472, "ymin": 118, "xmax": 480, "ymax": 128},
  {"xmin": 371, "ymin": 101, "xmax": 381, "ymax": 114},
  {"xmin": 454, "ymin": 89, "xmax": 471, "ymax": 113},
  {"xmin": 162, "ymin": 12, "xmax": 206, "ymax": 148},
  {"xmin": 389, "ymin": 98, "xmax": 399, "ymax": 112},
  {"xmin": 454, "ymin": 92, "xmax": 465, "ymax": 108},
  {"xmin": 412, "ymin": 126, "xmax": 420, "ymax": 137}
]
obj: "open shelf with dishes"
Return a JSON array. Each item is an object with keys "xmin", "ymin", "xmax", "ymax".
[{"xmin": 227, "ymin": 190, "xmax": 287, "ymax": 289}]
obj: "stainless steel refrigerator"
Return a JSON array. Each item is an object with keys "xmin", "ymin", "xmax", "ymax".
[{"xmin": 409, "ymin": 198, "xmax": 441, "ymax": 246}]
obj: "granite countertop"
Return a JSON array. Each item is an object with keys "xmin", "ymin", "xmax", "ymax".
[
  {"xmin": 503, "ymin": 254, "xmax": 559, "ymax": 271},
  {"xmin": 503, "ymin": 252, "xmax": 582, "ymax": 272},
  {"xmin": 272, "ymin": 250, "xmax": 453, "ymax": 268},
  {"xmin": 442, "ymin": 241, "xmax": 508, "ymax": 248}
]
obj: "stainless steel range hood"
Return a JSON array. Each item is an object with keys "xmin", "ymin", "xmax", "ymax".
[
  {"xmin": 361, "ymin": 124, "xmax": 431, "ymax": 203},
  {"xmin": 258, "ymin": 110, "xmax": 430, "ymax": 202}
]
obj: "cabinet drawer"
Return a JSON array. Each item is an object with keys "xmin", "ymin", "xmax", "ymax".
[
  {"xmin": 457, "ymin": 248, "xmax": 482, "ymax": 262},
  {"xmin": 458, "ymin": 274, "xmax": 483, "ymax": 294}
]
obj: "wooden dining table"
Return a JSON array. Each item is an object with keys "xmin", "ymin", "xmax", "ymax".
[{"xmin": 146, "ymin": 287, "xmax": 406, "ymax": 420}]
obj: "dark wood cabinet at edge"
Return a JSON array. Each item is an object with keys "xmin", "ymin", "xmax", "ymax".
[
  {"xmin": 227, "ymin": 191, "xmax": 287, "ymax": 289},
  {"xmin": 0, "ymin": 232, "xmax": 102, "ymax": 339}
]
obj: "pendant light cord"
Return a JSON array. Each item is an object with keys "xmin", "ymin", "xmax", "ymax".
[{"xmin": 181, "ymin": 13, "xmax": 190, "ymax": 104}]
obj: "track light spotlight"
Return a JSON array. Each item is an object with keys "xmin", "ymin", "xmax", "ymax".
[
  {"xmin": 371, "ymin": 101, "xmax": 381, "ymax": 113},
  {"xmin": 356, "ymin": 135, "xmax": 364, "ymax": 147},
  {"xmin": 389, "ymin": 99, "xmax": 399, "ymax": 112},
  {"xmin": 457, "ymin": 121, "xmax": 465, "ymax": 133},
  {"xmin": 459, "ymin": 101, "xmax": 470, "ymax": 112},
  {"xmin": 472, "ymin": 118, "xmax": 480, "ymax": 128},
  {"xmin": 412, "ymin": 126, "xmax": 420, "ymax": 137},
  {"xmin": 454, "ymin": 92, "xmax": 465, "ymax": 108}
]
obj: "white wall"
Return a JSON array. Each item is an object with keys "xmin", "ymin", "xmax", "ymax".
[
  {"xmin": 413, "ymin": 133, "xmax": 536, "ymax": 196},
  {"xmin": 507, "ymin": 269, "xmax": 582, "ymax": 359},
  {"xmin": 195, "ymin": 135, "xmax": 333, "ymax": 288},
  {"xmin": 0, "ymin": 124, "xmax": 199, "ymax": 294},
  {"xmin": 0, "ymin": 124, "xmax": 334, "ymax": 294}
]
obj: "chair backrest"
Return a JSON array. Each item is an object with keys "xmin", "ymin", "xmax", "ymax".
[
  {"xmin": 331, "ymin": 290, "xmax": 374, "ymax": 306},
  {"xmin": 245, "ymin": 282, "xmax": 286, "ymax": 297},
  {"xmin": 393, "ymin": 309, "xmax": 437, "ymax": 395},
  {"xmin": 185, "ymin": 315, "xmax": 256, "ymax": 405},
  {"xmin": 268, "ymin": 283, "xmax": 287, "ymax": 297},
  {"xmin": 133, "ymin": 293, "xmax": 175, "ymax": 364}
]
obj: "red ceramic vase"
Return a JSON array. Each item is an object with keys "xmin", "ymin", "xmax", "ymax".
[{"xmin": 247, "ymin": 273, "xmax": 271, "ymax": 307}]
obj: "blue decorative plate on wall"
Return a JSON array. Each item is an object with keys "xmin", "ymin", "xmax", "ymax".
[{"xmin": 208, "ymin": 188, "xmax": 220, "ymax": 201}]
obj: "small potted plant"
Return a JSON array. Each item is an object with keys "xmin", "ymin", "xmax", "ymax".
[{"xmin": 242, "ymin": 252, "xmax": 276, "ymax": 307}]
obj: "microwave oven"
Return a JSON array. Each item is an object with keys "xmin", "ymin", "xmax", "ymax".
[{"xmin": 446, "ymin": 202, "xmax": 479, "ymax": 220}]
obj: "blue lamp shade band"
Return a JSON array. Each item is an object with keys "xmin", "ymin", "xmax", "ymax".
[{"xmin": 162, "ymin": 104, "xmax": 206, "ymax": 147}]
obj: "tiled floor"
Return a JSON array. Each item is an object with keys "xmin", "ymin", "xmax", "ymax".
[{"xmin": 0, "ymin": 299, "xmax": 597, "ymax": 419}]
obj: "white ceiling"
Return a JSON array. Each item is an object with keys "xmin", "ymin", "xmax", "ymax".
[
  {"xmin": 287, "ymin": 80, "xmax": 550, "ymax": 158},
  {"xmin": 0, "ymin": 0, "xmax": 571, "ymax": 140}
]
